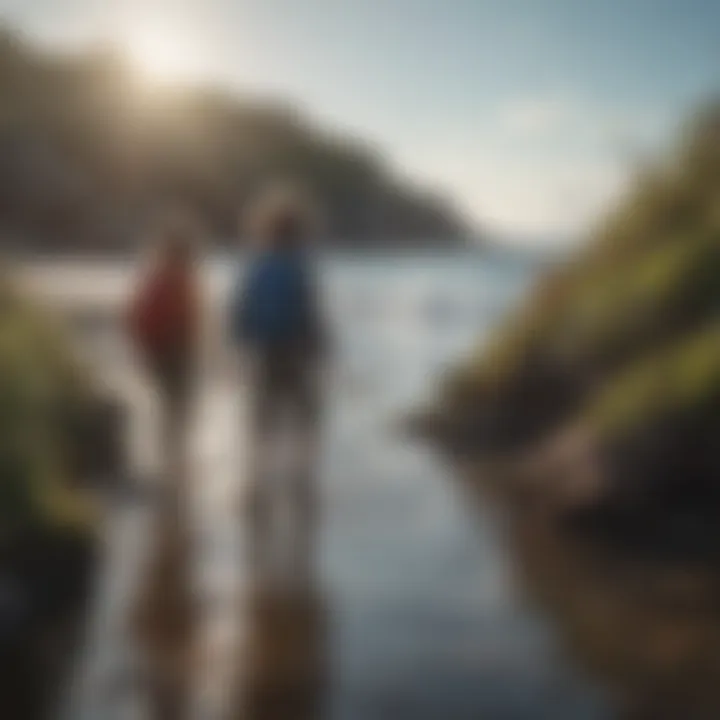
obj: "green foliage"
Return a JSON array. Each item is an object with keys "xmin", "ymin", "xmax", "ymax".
[
  {"xmin": 0, "ymin": 273, "xmax": 96, "ymax": 543},
  {"xmin": 549, "ymin": 226, "xmax": 719, "ymax": 364},
  {"xmin": 587, "ymin": 325, "xmax": 720, "ymax": 436},
  {"xmin": 445, "ymin": 100, "xmax": 720, "ymax": 446}
]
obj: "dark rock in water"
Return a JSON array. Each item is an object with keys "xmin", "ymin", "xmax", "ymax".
[
  {"xmin": 62, "ymin": 392, "xmax": 128, "ymax": 489},
  {"xmin": 0, "ymin": 529, "xmax": 97, "ymax": 719},
  {"xmin": 564, "ymin": 502, "xmax": 720, "ymax": 564},
  {"xmin": 564, "ymin": 407, "xmax": 720, "ymax": 560},
  {"xmin": 439, "ymin": 396, "xmax": 720, "ymax": 566},
  {"xmin": 603, "ymin": 409, "xmax": 720, "ymax": 511},
  {"xmin": 403, "ymin": 408, "xmax": 448, "ymax": 442},
  {"xmin": 438, "ymin": 355, "xmax": 589, "ymax": 460}
]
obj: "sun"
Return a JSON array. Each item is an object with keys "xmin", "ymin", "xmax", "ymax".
[{"xmin": 124, "ymin": 26, "xmax": 198, "ymax": 83}]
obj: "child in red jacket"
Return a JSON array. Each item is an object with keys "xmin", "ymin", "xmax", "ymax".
[{"xmin": 127, "ymin": 217, "xmax": 202, "ymax": 472}]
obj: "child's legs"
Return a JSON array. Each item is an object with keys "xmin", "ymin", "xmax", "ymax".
[
  {"xmin": 152, "ymin": 356, "xmax": 193, "ymax": 476},
  {"xmin": 242, "ymin": 357, "xmax": 282, "ymax": 572},
  {"xmin": 287, "ymin": 363, "xmax": 323, "ymax": 578},
  {"xmin": 242, "ymin": 354, "xmax": 324, "ymax": 580}
]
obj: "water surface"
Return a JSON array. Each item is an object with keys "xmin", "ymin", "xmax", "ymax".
[{"xmin": 27, "ymin": 252, "xmax": 613, "ymax": 719}]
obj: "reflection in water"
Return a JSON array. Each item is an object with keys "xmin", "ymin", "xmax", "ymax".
[
  {"xmin": 243, "ymin": 437, "xmax": 320, "ymax": 592},
  {"xmin": 234, "ymin": 585, "xmax": 327, "ymax": 720},
  {"xmin": 48, "ymin": 257, "xmax": 626, "ymax": 719},
  {"xmin": 456, "ymin": 470, "xmax": 720, "ymax": 720},
  {"xmin": 131, "ymin": 389, "xmax": 328, "ymax": 720},
  {"xmin": 132, "ymin": 468, "xmax": 196, "ymax": 720},
  {"xmin": 242, "ymin": 352, "xmax": 322, "ymax": 592},
  {"xmin": 236, "ymin": 374, "xmax": 327, "ymax": 720}
]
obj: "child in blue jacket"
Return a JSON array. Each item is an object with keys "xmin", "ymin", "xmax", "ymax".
[
  {"xmin": 230, "ymin": 193, "xmax": 328, "ymax": 388},
  {"xmin": 230, "ymin": 190, "xmax": 329, "ymax": 573}
]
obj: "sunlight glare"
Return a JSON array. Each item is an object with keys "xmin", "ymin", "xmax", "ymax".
[{"xmin": 125, "ymin": 25, "xmax": 199, "ymax": 83}]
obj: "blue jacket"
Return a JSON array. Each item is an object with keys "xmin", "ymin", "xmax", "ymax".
[{"xmin": 230, "ymin": 249, "xmax": 325, "ymax": 353}]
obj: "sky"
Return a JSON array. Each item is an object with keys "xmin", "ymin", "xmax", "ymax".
[{"xmin": 2, "ymin": 0, "xmax": 718, "ymax": 243}]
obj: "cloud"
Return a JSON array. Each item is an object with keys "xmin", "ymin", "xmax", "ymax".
[
  {"xmin": 390, "ymin": 123, "xmax": 634, "ymax": 242},
  {"xmin": 496, "ymin": 97, "xmax": 575, "ymax": 137},
  {"xmin": 495, "ymin": 95, "xmax": 670, "ymax": 150},
  {"xmin": 469, "ymin": 156, "xmax": 630, "ymax": 241},
  {"xmin": 464, "ymin": 94, "xmax": 671, "ymax": 239}
]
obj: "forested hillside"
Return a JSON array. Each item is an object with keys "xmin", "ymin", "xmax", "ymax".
[{"xmin": 0, "ymin": 27, "xmax": 468, "ymax": 252}]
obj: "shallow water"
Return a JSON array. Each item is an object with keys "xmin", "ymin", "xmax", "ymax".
[{"xmin": 26, "ymin": 252, "xmax": 616, "ymax": 719}]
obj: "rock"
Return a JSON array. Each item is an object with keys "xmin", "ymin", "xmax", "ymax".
[
  {"xmin": 63, "ymin": 392, "xmax": 128, "ymax": 488},
  {"xmin": 0, "ymin": 529, "xmax": 97, "ymax": 718},
  {"xmin": 509, "ymin": 423, "xmax": 606, "ymax": 511}
]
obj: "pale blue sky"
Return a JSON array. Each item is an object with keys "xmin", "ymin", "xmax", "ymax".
[{"xmin": 3, "ymin": 0, "xmax": 719, "ymax": 241}]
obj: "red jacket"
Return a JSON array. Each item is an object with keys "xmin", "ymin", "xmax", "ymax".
[{"xmin": 127, "ymin": 262, "xmax": 199, "ymax": 362}]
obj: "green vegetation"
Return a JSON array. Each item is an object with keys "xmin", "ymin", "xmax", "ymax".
[
  {"xmin": 0, "ymin": 26, "xmax": 467, "ymax": 251},
  {"xmin": 443, "ymin": 101, "xmax": 720, "ymax": 455},
  {"xmin": 0, "ymin": 271, "xmax": 97, "ymax": 543},
  {"xmin": 587, "ymin": 324, "xmax": 720, "ymax": 437}
]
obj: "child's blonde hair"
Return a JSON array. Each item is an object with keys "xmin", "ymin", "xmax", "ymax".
[
  {"xmin": 242, "ymin": 182, "xmax": 321, "ymax": 249},
  {"xmin": 151, "ymin": 209, "xmax": 201, "ymax": 265}
]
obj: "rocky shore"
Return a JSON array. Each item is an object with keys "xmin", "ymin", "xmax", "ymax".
[{"xmin": 419, "ymin": 103, "xmax": 720, "ymax": 552}]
